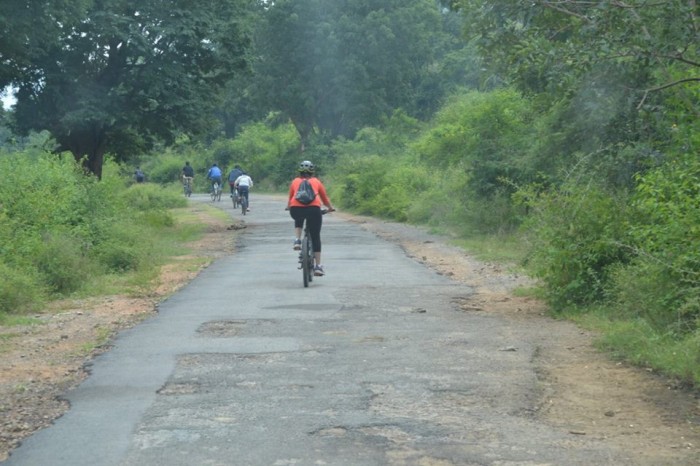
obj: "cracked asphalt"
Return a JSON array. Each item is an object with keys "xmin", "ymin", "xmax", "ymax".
[{"xmin": 2, "ymin": 195, "xmax": 633, "ymax": 466}]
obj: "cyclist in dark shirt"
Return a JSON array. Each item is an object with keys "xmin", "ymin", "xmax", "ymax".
[
  {"xmin": 228, "ymin": 165, "xmax": 244, "ymax": 197},
  {"xmin": 134, "ymin": 167, "xmax": 145, "ymax": 183},
  {"xmin": 182, "ymin": 161, "xmax": 195, "ymax": 178}
]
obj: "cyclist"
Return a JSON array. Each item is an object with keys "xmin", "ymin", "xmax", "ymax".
[
  {"xmin": 134, "ymin": 167, "xmax": 145, "ymax": 183},
  {"xmin": 181, "ymin": 161, "xmax": 194, "ymax": 192},
  {"xmin": 206, "ymin": 163, "xmax": 223, "ymax": 193},
  {"xmin": 234, "ymin": 171, "xmax": 253, "ymax": 211},
  {"xmin": 228, "ymin": 164, "xmax": 244, "ymax": 197},
  {"xmin": 286, "ymin": 160, "xmax": 335, "ymax": 276}
]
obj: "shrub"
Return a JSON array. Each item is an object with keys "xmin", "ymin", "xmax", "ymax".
[
  {"xmin": 608, "ymin": 153, "xmax": 700, "ymax": 335},
  {"xmin": 36, "ymin": 232, "xmax": 99, "ymax": 294},
  {"xmin": 520, "ymin": 181, "xmax": 632, "ymax": 309},
  {"xmin": 0, "ymin": 262, "xmax": 45, "ymax": 314}
]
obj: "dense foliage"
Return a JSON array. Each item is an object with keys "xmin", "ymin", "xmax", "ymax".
[{"xmin": 0, "ymin": 150, "xmax": 185, "ymax": 314}]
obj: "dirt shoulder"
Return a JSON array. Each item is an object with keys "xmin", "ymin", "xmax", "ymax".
[{"xmin": 1, "ymin": 205, "xmax": 698, "ymax": 464}]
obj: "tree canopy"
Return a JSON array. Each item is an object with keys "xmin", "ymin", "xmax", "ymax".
[
  {"xmin": 451, "ymin": 0, "xmax": 699, "ymax": 106},
  {"xmin": 6, "ymin": 0, "xmax": 252, "ymax": 178},
  {"xmin": 250, "ymin": 0, "xmax": 450, "ymax": 149}
]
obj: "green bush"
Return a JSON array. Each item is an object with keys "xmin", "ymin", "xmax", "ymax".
[
  {"xmin": 520, "ymin": 181, "xmax": 632, "ymax": 309},
  {"xmin": 36, "ymin": 232, "xmax": 99, "ymax": 294},
  {"xmin": 607, "ymin": 153, "xmax": 700, "ymax": 335},
  {"xmin": 0, "ymin": 152, "xmax": 185, "ymax": 315},
  {"xmin": 0, "ymin": 262, "xmax": 45, "ymax": 314},
  {"xmin": 610, "ymin": 261, "xmax": 699, "ymax": 335},
  {"xmin": 413, "ymin": 88, "xmax": 536, "ymax": 198},
  {"xmin": 92, "ymin": 222, "xmax": 153, "ymax": 273}
]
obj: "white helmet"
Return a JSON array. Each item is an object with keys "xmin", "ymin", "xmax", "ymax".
[{"xmin": 299, "ymin": 160, "xmax": 315, "ymax": 174}]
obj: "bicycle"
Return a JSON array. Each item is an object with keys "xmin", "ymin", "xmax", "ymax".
[
  {"xmin": 298, "ymin": 209, "xmax": 329, "ymax": 288},
  {"xmin": 182, "ymin": 177, "xmax": 193, "ymax": 197},
  {"xmin": 231, "ymin": 188, "xmax": 240, "ymax": 209},
  {"xmin": 239, "ymin": 191, "xmax": 248, "ymax": 215},
  {"xmin": 210, "ymin": 182, "xmax": 222, "ymax": 202}
]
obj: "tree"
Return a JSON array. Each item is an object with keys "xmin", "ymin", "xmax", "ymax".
[
  {"xmin": 451, "ymin": 1, "xmax": 700, "ymax": 106},
  {"xmin": 8, "ymin": 0, "xmax": 251, "ymax": 178},
  {"xmin": 250, "ymin": 0, "xmax": 447, "ymax": 150}
]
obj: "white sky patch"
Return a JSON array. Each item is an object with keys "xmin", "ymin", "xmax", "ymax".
[{"xmin": 2, "ymin": 86, "xmax": 17, "ymax": 110}]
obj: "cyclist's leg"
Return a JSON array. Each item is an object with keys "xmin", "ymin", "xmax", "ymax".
[
  {"xmin": 241, "ymin": 187, "xmax": 250, "ymax": 209},
  {"xmin": 289, "ymin": 207, "xmax": 305, "ymax": 249},
  {"xmin": 306, "ymin": 207, "xmax": 323, "ymax": 266}
]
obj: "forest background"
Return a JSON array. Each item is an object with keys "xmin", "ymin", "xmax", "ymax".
[{"xmin": 0, "ymin": 1, "xmax": 698, "ymax": 387}]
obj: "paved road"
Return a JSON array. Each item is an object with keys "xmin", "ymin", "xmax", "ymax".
[{"xmin": 3, "ymin": 195, "xmax": 632, "ymax": 465}]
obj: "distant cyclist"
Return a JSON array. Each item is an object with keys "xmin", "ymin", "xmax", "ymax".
[
  {"xmin": 182, "ymin": 161, "xmax": 194, "ymax": 179},
  {"xmin": 181, "ymin": 161, "xmax": 194, "ymax": 186},
  {"xmin": 286, "ymin": 160, "xmax": 335, "ymax": 276},
  {"xmin": 206, "ymin": 163, "xmax": 223, "ymax": 192},
  {"xmin": 180, "ymin": 162, "xmax": 194, "ymax": 197},
  {"xmin": 228, "ymin": 164, "xmax": 244, "ymax": 197},
  {"xmin": 234, "ymin": 172, "xmax": 253, "ymax": 211},
  {"xmin": 134, "ymin": 167, "xmax": 145, "ymax": 183}
]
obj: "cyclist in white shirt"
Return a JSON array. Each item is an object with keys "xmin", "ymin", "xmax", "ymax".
[{"xmin": 234, "ymin": 173, "xmax": 253, "ymax": 211}]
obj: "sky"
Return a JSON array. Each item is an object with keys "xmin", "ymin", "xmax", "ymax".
[{"xmin": 2, "ymin": 86, "xmax": 16, "ymax": 110}]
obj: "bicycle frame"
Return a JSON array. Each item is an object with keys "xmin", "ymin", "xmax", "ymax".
[{"xmin": 297, "ymin": 209, "xmax": 329, "ymax": 288}]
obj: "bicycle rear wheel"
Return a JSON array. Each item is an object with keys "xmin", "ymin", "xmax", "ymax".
[
  {"xmin": 301, "ymin": 232, "xmax": 313, "ymax": 287},
  {"xmin": 240, "ymin": 195, "xmax": 247, "ymax": 215}
]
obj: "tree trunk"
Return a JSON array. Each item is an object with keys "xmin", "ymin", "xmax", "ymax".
[{"xmin": 60, "ymin": 124, "xmax": 108, "ymax": 180}]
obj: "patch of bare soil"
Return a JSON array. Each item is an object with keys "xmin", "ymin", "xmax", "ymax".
[
  {"xmin": 344, "ymin": 213, "xmax": 700, "ymax": 465},
  {"xmin": 0, "ymin": 204, "xmax": 243, "ymax": 461}
]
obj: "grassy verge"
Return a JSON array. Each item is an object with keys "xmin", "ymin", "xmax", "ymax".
[
  {"xmin": 451, "ymin": 232, "xmax": 700, "ymax": 388},
  {"xmin": 0, "ymin": 200, "xmax": 229, "ymax": 325}
]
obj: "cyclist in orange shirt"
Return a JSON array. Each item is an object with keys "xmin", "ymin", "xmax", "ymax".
[{"xmin": 287, "ymin": 160, "xmax": 335, "ymax": 276}]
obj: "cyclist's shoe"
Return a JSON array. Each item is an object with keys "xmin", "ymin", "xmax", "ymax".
[
  {"xmin": 314, "ymin": 265, "xmax": 325, "ymax": 276},
  {"xmin": 293, "ymin": 239, "xmax": 301, "ymax": 250}
]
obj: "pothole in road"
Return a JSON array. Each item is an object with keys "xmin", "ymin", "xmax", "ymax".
[
  {"xmin": 197, "ymin": 320, "xmax": 247, "ymax": 337},
  {"xmin": 156, "ymin": 382, "xmax": 200, "ymax": 396}
]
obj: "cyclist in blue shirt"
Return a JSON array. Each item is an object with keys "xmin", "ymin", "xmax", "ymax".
[{"xmin": 206, "ymin": 163, "xmax": 223, "ymax": 193}]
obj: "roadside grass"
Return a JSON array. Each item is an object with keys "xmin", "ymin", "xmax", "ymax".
[
  {"xmin": 0, "ymin": 201, "xmax": 226, "ymax": 324},
  {"xmin": 567, "ymin": 309, "xmax": 700, "ymax": 387},
  {"xmin": 451, "ymin": 234, "xmax": 528, "ymax": 264},
  {"xmin": 0, "ymin": 315, "xmax": 41, "ymax": 327},
  {"xmin": 450, "ymin": 230, "xmax": 700, "ymax": 388}
]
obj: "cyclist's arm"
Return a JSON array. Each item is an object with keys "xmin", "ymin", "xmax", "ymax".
[{"xmin": 317, "ymin": 182, "xmax": 334, "ymax": 211}]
